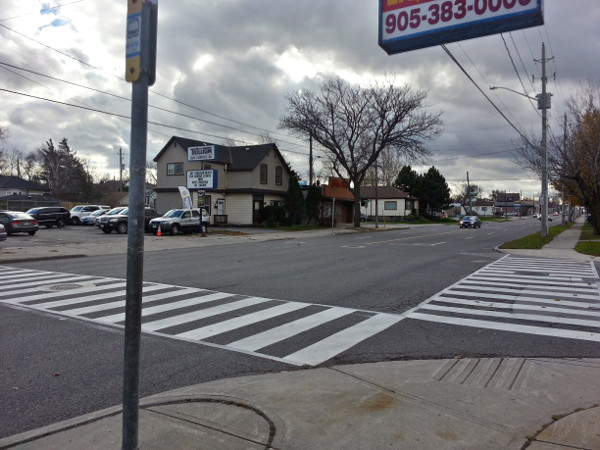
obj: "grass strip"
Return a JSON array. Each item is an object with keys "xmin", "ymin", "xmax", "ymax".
[{"xmin": 499, "ymin": 223, "xmax": 572, "ymax": 249}]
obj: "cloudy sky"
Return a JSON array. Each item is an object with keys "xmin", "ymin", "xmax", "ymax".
[{"xmin": 1, "ymin": 1, "xmax": 598, "ymax": 198}]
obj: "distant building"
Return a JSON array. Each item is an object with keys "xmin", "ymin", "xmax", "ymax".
[
  {"xmin": 152, "ymin": 136, "xmax": 293, "ymax": 225},
  {"xmin": 0, "ymin": 175, "xmax": 49, "ymax": 197},
  {"xmin": 360, "ymin": 186, "xmax": 419, "ymax": 220}
]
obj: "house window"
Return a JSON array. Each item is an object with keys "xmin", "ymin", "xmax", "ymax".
[
  {"xmin": 260, "ymin": 164, "xmax": 268, "ymax": 184},
  {"xmin": 384, "ymin": 201, "xmax": 397, "ymax": 210},
  {"xmin": 167, "ymin": 162, "xmax": 183, "ymax": 176},
  {"xmin": 275, "ymin": 166, "xmax": 282, "ymax": 185}
]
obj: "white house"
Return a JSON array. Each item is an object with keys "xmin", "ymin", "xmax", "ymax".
[{"xmin": 360, "ymin": 186, "xmax": 419, "ymax": 220}]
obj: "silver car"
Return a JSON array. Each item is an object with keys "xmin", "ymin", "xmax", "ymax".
[
  {"xmin": 0, "ymin": 223, "xmax": 7, "ymax": 241},
  {"xmin": 149, "ymin": 208, "xmax": 210, "ymax": 235}
]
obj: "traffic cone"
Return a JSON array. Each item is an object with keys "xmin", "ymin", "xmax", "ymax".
[{"xmin": 157, "ymin": 224, "xmax": 162, "ymax": 236}]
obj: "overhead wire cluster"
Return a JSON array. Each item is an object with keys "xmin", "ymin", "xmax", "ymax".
[{"xmin": 0, "ymin": 2, "xmax": 569, "ymax": 184}]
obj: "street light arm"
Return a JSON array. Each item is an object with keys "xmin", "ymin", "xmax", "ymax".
[{"xmin": 489, "ymin": 86, "xmax": 537, "ymax": 101}]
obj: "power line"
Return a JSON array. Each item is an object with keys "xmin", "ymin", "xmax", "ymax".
[
  {"xmin": 0, "ymin": 87, "xmax": 310, "ymax": 157},
  {"xmin": 0, "ymin": 1, "xmax": 85, "ymax": 22},
  {"xmin": 501, "ymin": 33, "xmax": 540, "ymax": 116},
  {"xmin": 440, "ymin": 44, "xmax": 536, "ymax": 149}
]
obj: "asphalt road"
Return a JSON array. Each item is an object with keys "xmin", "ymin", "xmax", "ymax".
[{"xmin": 2, "ymin": 219, "xmax": 598, "ymax": 437}]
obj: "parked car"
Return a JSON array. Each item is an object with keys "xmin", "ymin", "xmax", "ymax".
[
  {"xmin": 95, "ymin": 207, "xmax": 127, "ymax": 230},
  {"xmin": 81, "ymin": 209, "xmax": 107, "ymax": 226},
  {"xmin": 98, "ymin": 208, "xmax": 161, "ymax": 234},
  {"xmin": 0, "ymin": 210, "xmax": 39, "ymax": 235},
  {"xmin": 25, "ymin": 206, "xmax": 70, "ymax": 228},
  {"xmin": 459, "ymin": 215, "xmax": 482, "ymax": 228},
  {"xmin": 538, "ymin": 215, "xmax": 553, "ymax": 222},
  {"xmin": 149, "ymin": 208, "xmax": 210, "ymax": 235},
  {"xmin": 69, "ymin": 205, "xmax": 111, "ymax": 225},
  {"xmin": 0, "ymin": 223, "xmax": 7, "ymax": 241}
]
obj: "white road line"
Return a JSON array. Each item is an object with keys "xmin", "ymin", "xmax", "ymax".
[
  {"xmin": 408, "ymin": 312, "xmax": 600, "ymax": 342},
  {"xmin": 284, "ymin": 314, "xmax": 402, "ymax": 366},
  {"xmin": 61, "ymin": 287, "xmax": 201, "ymax": 315},
  {"xmin": 98, "ymin": 291, "xmax": 236, "ymax": 324},
  {"xmin": 139, "ymin": 296, "xmax": 271, "ymax": 331},
  {"xmin": 177, "ymin": 302, "xmax": 310, "ymax": 340},
  {"xmin": 419, "ymin": 304, "xmax": 600, "ymax": 328}
]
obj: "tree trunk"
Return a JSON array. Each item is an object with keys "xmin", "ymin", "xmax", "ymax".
[
  {"xmin": 592, "ymin": 204, "xmax": 600, "ymax": 235},
  {"xmin": 353, "ymin": 184, "xmax": 361, "ymax": 228}
]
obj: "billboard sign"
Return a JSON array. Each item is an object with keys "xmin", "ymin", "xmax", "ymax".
[
  {"xmin": 188, "ymin": 145, "xmax": 216, "ymax": 162},
  {"xmin": 379, "ymin": 0, "xmax": 543, "ymax": 54},
  {"xmin": 187, "ymin": 170, "xmax": 218, "ymax": 189}
]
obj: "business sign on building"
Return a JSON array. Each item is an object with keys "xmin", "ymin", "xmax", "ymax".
[
  {"xmin": 379, "ymin": 0, "xmax": 543, "ymax": 54},
  {"xmin": 188, "ymin": 145, "xmax": 216, "ymax": 162},
  {"xmin": 187, "ymin": 170, "xmax": 218, "ymax": 189}
]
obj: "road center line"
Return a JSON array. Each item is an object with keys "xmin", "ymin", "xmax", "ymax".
[{"xmin": 363, "ymin": 229, "xmax": 460, "ymax": 246}]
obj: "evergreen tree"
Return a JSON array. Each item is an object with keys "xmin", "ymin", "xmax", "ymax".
[
  {"xmin": 393, "ymin": 165, "xmax": 421, "ymax": 194},
  {"xmin": 419, "ymin": 166, "xmax": 451, "ymax": 215},
  {"xmin": 305, "ymin": 183, "xmax": 322, "ymax": 225},
  {"xmin": 285, "ymin": 171, "xmax": 304, "ymax": 224}
]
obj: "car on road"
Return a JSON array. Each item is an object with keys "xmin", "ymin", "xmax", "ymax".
[
  {"xmin": 0, "ymin": 210, "xmax": 39, "ymax": 235},
  {"xmin": 149, "ymin": 208, "xmax": 210, "ymax": 235},
  {"xmin": 98, "ymin": 207, "xmax": 161, "ymax": 234},
  {"xmin": 69, "ymin": 205, "xmax": 111, "ymax": 225},
  {"xmin": 25, "ymin": 206, "xmax": 70, "ymax": 228},
  {"xmin": 0, "ymin": 223, "xmax": 7, "ymax": 241},
  {"xmin": 459, "ymin": 215, "xmax": 482, "ymax": 228}
]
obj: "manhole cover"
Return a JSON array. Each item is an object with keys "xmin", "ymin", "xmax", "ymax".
[{"xmin": 41, "ymin": 283, "xmax": 94, "ymax": 291}]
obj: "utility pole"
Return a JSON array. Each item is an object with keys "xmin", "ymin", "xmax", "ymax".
[
  {"xmin": 562, "ymin": 113, "xmax": 568, "ymax": 226},
  {"xmin": 466, "ymin": 171, "xmax": 472, "ymax": 215},
  {"xmin": 536, "ymin": 43, "xmax": 552, "ymax": 238},
  {"xmin": 118, "ymin": 147, "xmax": 125, "ymax": 191},
  {"xmin": 375, "ymin": 163, "xmax": 379, "ymax": 229},
  {"xmin": 309, "ymin": 133, "xmax": 313, "ymax": 185}
]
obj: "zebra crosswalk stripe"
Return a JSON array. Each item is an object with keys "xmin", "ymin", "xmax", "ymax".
[
  {"xmin": 406, "ymin": 255, "xmax": 600, "ymax": 342},
  {"xmin": 0, "ymin": 265, "xmax": 402, "ymax": 366}
]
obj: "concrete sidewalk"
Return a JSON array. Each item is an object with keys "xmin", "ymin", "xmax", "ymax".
[
  {"xmin": 1, "ymin": 219, "xmax": 599, "ymax": 449},
  {"xmin": 1, "ymin": 358, "xmax": 599, "ymax": 449}
]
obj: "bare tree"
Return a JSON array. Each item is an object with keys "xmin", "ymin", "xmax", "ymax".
[
  {"xmin": 146, "ymin": 160, "xmax": 158, "ymax": 186},
  {"xmin": 0, "ymin": 126, "xmax": 8, "ymax": 174},
  {"xmin": 280, "ymin": 76, "xmax": 442, "ymax": 227},
  {"xmin": 561, "ymin": 82, "xmax": 600, "ymax": 233},
  {"xmin": 514, "ymin": 81, "xmax": 600, "ymax": 233}
]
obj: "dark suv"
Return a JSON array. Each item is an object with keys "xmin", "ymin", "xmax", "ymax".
[
  {"xmin": 26, "ymin": 207, "xmax": 70, "ymax": 228},
  {"xmin": 99, "ymin": 208, "xmax": 160, "ymax": 234}
]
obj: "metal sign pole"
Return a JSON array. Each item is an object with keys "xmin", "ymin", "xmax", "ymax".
[{"xmin": 122, "ymin": 1, "xmax": 157, "ymax": 449}]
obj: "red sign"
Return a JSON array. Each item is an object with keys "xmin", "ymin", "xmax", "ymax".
[{"xmin": 382, "ymin": 0, "xmax": 436, "ymax": 13}]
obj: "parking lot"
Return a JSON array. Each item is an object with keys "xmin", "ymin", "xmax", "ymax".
[{"xmin": 0, "ymin": 223, "xmax": 146, "ymax": 248}]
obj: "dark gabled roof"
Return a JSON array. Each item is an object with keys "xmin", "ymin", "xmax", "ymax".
[
  {"xmin": 153, "ymin": 136, "xmax": 232, "ymax": 164},
  {"xmin": 0, "ymin": 193, "xmax": 61, "ymax": 202},
  {"xmin": 360, "ymin": 186, "xmax": 417, "ymax": 200},
  {"xmin": 152, "ymin": 136, "xmax": 291, "ymax": 174},
  {"xmin": 0, "ymin": 175, "xmax": 49, "ymax": 191},
  {"xmin": 496, "ymin": 192, "xmax": 521, "ymax": 203},
  {"xmin": 227, "ymin": 143, "xmax": 280, "ymax": 171},
  {"xmin": 472, "ymin": 199, "xmax": 495, "ymax": 207}
]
